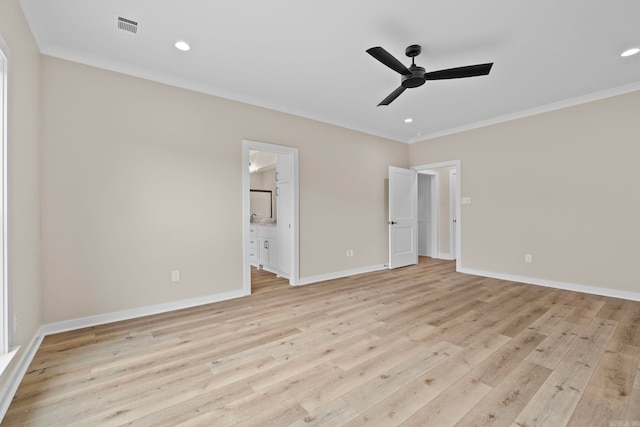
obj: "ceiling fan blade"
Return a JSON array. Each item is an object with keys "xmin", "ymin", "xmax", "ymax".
[
  {"xmin": 424, "ymin": 63, "xmax": 493, "ymax": 80},
  {"xmin": 378, "ymin": 86, "xmax": 406, "ymax": 106},
  {"xmin": 367, "ymin": 47, "xmax": 411, "ymax": 76}
]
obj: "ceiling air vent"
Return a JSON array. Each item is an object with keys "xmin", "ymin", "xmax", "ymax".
[{"xmin": 117, "ymin": 16, "xmax": 138, "ymax": 34}]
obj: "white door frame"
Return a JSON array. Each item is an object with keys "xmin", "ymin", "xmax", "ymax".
[
  {"xmin": 449, "ymin": 170, "xmax": 457, "ymax": 261},
  {"xmin": 242, "ymin": 140, "xmax": 299, "ymax": 294},
  {"xmin": 412, "ymin": 160, "xmax": 462, "ymax": 270},
  {"xmin": 417, "ymin": 170, "xmax": 438, "ymax": 258}
]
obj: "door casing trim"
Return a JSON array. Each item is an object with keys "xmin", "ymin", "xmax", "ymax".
[
  {"xmin": 412, "ymin": 160, "xmax": 461, "ymax": 270},
  {"xmin": 242, "ymin": 140, "xmax": 300, "ymax": 294}
]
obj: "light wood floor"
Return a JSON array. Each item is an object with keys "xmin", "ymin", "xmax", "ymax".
[{"xmin": 4, "ymin": 258, "xmax": 640, "ymax": 426}]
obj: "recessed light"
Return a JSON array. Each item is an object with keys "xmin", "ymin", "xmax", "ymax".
[
  {"xmin": 621, "ymin": 47, "xmax": 639, "ymax": 57},
  {"xmin": 175, "ymin": 40, "xmax": 191, "ymax": 51},
  {"xmin": 404, "ymin": 118, "xmax": 413, "ymax": 123}
]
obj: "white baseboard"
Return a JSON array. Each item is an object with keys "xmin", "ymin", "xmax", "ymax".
[
  {"xmin": 438, "ymin": 252, "xmax": 454, "ymax": 260},
  {"xmin": 0, "ymin": 329, "xmax": 44, "ymax": 421},
  {"xmin": 458, "ymin": 267, "xmax": 640, "ymax": 302},
  {"xmin": 41, "ymin": 289, "xmax": 245, "ymax": 335},
  {"xmin": 294, "ymin": 264, "xmax": 387, "ymax": 286}
]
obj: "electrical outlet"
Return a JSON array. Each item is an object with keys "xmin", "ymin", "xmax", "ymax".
[
  {"xmin": 525, "ymin": 254, "xmax": 533, "ymax": 263},
  {"xmin": 172, "ymin": 270, "xmax": 180, "ymax": 282}
]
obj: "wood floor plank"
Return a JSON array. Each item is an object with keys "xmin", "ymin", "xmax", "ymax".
[
  {"xmin": 5, "ymin": 258, "xmax": 640, "ymax": 426},
  {"xmin": 496, "ymin": 293, "xmax": 560, "ymax": 338},
  {"xmin": 414, "ymin": 328, "xmax": 511, "ymax": 392},
  {"xmin": 296, "ymin": 338, "xmax": 434, "ymax": 413},
  {"xmin": 455, "ymin": 361, "xmax": 552, "ymax": 427},
  {"xmin": 625, "ymin": 359, "xmax": 640, "ymax": 423},
  {"xmin": 289, "ymin": 398, "xmax": 361, "ymax": 427},
  {"xmin": 114, "ymin": 381, "xmax": 253, "ymax": 426},
  {"xmin": 526, "ymin": 303, "xmax": 574, "ymax": 336},
  {"xmin": 344, "ymin": 379, "xmax": 440, "ymax": 426},
  {"xmin": 606, "ymin": 300, "xmax": 640, "ymax": 349},
  {"xmin": 208, "ymin": 330, "xmax": 378, "ymax": 386},
  {"xmin": 369, "ymin": 317, "xmax": 437, "ymax": 340},
  {"xmin": 468, "ymin": 330, "xmax": 546, "ymax": 388},
  {"xmin": 238, "ymin": 330, "xmax": 378, "ymax": 394},
  {"xmin": 343, "ymin": 341, "xmax": 462, "ymax": 415},
  {"xmin": 399, "ymin": 376, "xmax": 493, "ymax": 426},
  {"xmin": 513, "ymin": 317, "xmax": 617, "ymax": 427},
  {"xmin": 525, "ymin": 321, "xmax": 585, "ymax": 370},
  {"xmin": 566, "ymin": 341, "xmax": 640, "ymax": 427},
  {"xmin": 563, "ymin": 296, "xmax": 607, "ymax": 326},
  {"xmin": 329, "ymin": 333, "xmax": 411, "ymax": 371}
]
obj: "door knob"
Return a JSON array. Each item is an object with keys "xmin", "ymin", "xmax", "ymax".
[{"xmin": 389, "ymin": 221, "xmax": 398, "ymax": 225}]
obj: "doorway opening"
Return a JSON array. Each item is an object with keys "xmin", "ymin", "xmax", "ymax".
[
  {"xmin": 242, "ymin": 140, "xmax": 299, "ymax": 295},
  {"xmin": 413, "ymin": 160, "xmax": 461, "ymax": 268},
  {"xmin": 417, "ymin": 171, "xmax": 438, "ymax": 258}
]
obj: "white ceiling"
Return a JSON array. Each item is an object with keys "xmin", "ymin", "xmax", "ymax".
[{"xmin": 19, "ymin": 0, "xmax": 640, "ymax": 143}]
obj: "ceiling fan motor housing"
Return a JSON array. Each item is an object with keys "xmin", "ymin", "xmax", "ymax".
[
  {"xmin": 402, "ymin": 65, "xmax": 426, "ymax": 88},
  {"xmin": 366, "ymin": 43, "xmax": 493, "ymax": 106}
]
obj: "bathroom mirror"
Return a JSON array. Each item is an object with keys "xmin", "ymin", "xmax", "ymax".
[{"xmin": 250, "ymin": 189, "xmax": 272, "ymax": 219}]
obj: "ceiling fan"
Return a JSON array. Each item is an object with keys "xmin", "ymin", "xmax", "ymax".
[{"xmin": 366, "ymin": 44, "xmax": 493, "ymax": 106}]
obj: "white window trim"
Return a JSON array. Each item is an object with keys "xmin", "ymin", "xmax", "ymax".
[{"xmin": 0, "ymin": 36, "xmax": 10, "ymax": 358}]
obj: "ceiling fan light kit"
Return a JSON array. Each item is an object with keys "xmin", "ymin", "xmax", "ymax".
[{"xmin": 367, "ymin": 44, "xmax": 494, "ymax": 106}]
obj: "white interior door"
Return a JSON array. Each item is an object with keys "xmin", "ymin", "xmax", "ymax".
[{"xmin": 389, "ymin": 166, "xmax": 418, "ymax": 269}]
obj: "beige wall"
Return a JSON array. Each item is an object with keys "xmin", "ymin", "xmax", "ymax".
[
  {"xmin": 410, "ymin": 90, "xmax": 640, "ymax": 293},
  {"xmin": 40, "ymin": 56, "xmax": 408, "ymax": 323},
  {"xmin": 0, "ymin": 0, "xmax": 42, "ymax": 381}
]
